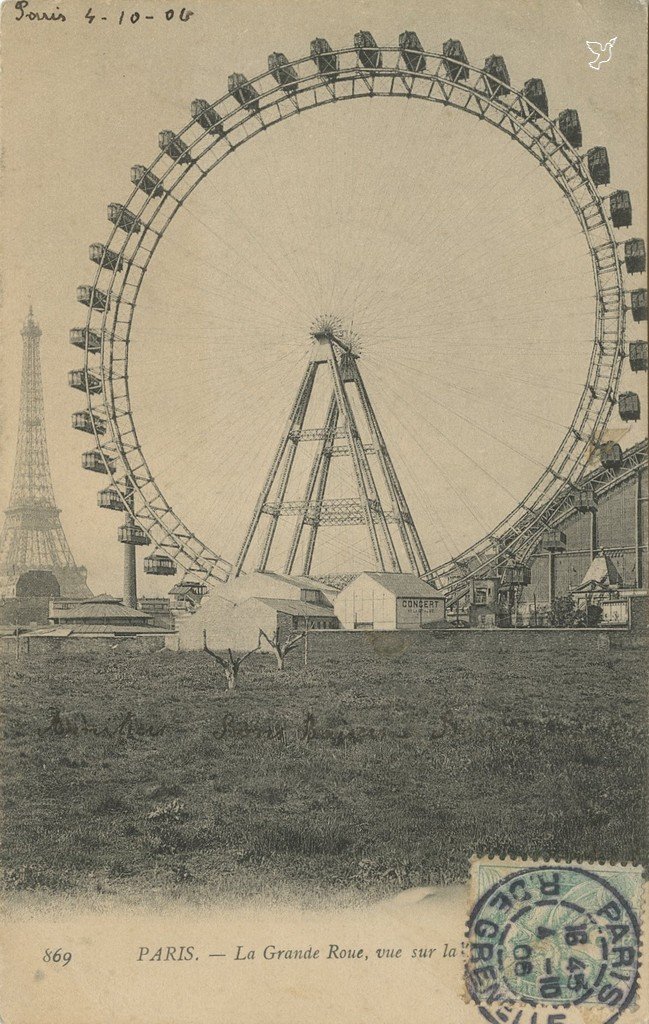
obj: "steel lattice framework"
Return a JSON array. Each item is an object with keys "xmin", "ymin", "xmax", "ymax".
[
  {"xmin": 1, "ymin": 310, "xmax": 91, "ymax": 599},
  {"xmin": 233, "ymin": 324, "xmax": 430, "ymax": 578},
  {"xmin": 70, "ymin": 38, "xmax": 639, "ymax": 592}
]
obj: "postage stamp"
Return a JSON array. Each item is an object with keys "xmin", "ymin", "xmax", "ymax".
[{"xmin": 465, "ymin": 857, "xmax": 643, "ymax": 1024}]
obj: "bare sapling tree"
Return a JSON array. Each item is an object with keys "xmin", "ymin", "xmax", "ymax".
[
  {"xmin": 258, "ymin": 627, "xmax": 306, "ymax": 671},
  {"xmin": 202, "ymin": 630, "xmax": 259, "ymax": 689}
]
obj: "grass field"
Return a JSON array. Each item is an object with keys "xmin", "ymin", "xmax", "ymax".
[{"xmin": 1, "ymin": 642, "xmax": 647, "ymax": 905}]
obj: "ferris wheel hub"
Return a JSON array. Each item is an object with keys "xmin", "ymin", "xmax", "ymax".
[{"xmin": 310, "ymin": 314, "xmax": 361, "ymax": 356}]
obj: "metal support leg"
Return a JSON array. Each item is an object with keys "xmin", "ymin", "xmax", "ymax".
[
  {"xmin": 257, "ymin": 363, "xmax": 317, "ymax": 571},
  {"xmin": 284, "ymin": 397, "xmax": 338, "ymax": 575},
  {"xmin": 302, "ymin": 417, "xmax": 338, "ymax": 576},
  {"xmin": 234, "ymin": 361, "xmax": 317, "ymax": 576},
  {"xmin": 325, "ymin": 344, "xmax": 392, "ymax": 571},
  {"xmin": 351, "ymin": 361, "xmax": 430, "ymax": 574}
]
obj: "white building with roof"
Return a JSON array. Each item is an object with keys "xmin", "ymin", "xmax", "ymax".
[
  {"xmin": 168, "ymin": 571, "xmax": 339, "ymax": 651},
  {"xmin": 334, "ymin": 572, "xmax": 445, "ymax": 630}
]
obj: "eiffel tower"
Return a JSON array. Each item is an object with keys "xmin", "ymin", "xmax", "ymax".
[
  {"xmin": 0, "ymin": 309, "xmax": 92, "ymax": 605},
  {"xmin": 234, "ymin": 317, "xmax": 429, "ymax": 579}
]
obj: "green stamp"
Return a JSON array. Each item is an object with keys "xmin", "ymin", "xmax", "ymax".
[{"xmin": 465, "ymin": 860, "xmax": 642, "ymax": 1024}]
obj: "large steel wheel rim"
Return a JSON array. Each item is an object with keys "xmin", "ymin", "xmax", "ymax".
[{"xmin": 73, "ymin": 43, "xmax": 629, "ymax": 590}]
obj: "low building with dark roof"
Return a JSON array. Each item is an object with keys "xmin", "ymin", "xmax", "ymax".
[
  {"xmin": 50, "ymin": 596, "xmax": 152, "ymax": 626},
  {"xmin": 44, "ymin": 595, "xmax": 171, "ymax": 637}
]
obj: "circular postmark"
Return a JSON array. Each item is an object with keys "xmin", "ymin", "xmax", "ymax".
[{"xmin": 465, "ymin": 865, "xmax": 640, "ymax": 1024}]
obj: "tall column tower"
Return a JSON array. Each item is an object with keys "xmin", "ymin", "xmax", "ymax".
[{"xmin": 0, "ymin": 309, "xmax": 92, "ymax": 602}]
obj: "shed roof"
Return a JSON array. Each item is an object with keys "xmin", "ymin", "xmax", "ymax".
[
  {"xmin": 52, "ymin": 599, "xmax": 151, "ymax": 621},
  {"xmin": 52, "ymin": 593, "xmax": 117, "ymax": 605},
  {"xmin": 69, "ymin": 623, "xmax": 168, "ymax": 634},
  {"xmin": 252, "ymin": 570, "xmax": 338, "ymax": 593},
  {"xmin": 26, "ymin": 624, "xmax": 170, "ymax": 637},
  {"xmin": 355, "ymin": 573, "xmax": 442, "ymax": 599},
  {"xmin": 251, "ymin": 598, "xmax": 338, "ymax": 618}
]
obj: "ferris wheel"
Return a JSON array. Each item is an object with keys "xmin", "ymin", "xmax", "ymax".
[{"xmin": 69, "ymin": 32, "xmax": 647, "ymax": 596}]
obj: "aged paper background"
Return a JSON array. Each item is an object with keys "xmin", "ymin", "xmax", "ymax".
[{"xmin": 1, "ymin": 0, "xmax": 647, "ymax": 1021}]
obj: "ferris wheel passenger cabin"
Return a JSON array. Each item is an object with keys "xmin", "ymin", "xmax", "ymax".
[
  {"xmin": 131, "ymin": 165, "xmax": 165, "ymax": 198},
  {"xmin": 310, "ymin": 38, "xmax": 339, "ymax": 80},
  {"xmin": 398, "ymin": 31, "xmax": 426, "ymax": 73},
  {"xmin": 97, "ymin": 488, "xmax": 123, "ymax": 511},
  {"xmin": 77, "ymin": 285, "xmax": 109, "ymax": 312},
  {"xmin": 618, "ymin": 392, "xmax": 641, "ymax": 421},
  {"xmin": 227, "ymin": 74, "xmax": 260, "ymax": 113},
  {"xmin": 557, "ymin": 109, "xmax": 582, "ymax": 148},
  {"xmin": 70, "ymin": 327, "xmax": 101, "ymax": 353},
  {"xmin": 586, "ymin": 146, "xmax": 610, "ymax": 185},
  {"xmin": 599, "ymin": 442, "xmax": 623, "ymax": 470},
  {"xmin": 190, "ymin": 99, "xmax": 224, "ymax": 136},
  {"xmin": 107, "ymin": 203, "xmax": 142, "ymax": 233},
  {"xmin": 631, "ymin": 289, "xmax": 647, "ymax": 322},
  {"xmin": 442, "ymin": 39, "xmax": 469, "ymax": 81},
  {"xmin": 482, "ymin": 54, "xmax": 510, "ymax": 96},
  {"xmin": 629, "ymin": 342, "xmax": 648, "ymax": 372},
  {"xmin": 72, "ymin": 411, "xmax": 106, "ymax": 435},
  {"xmin": 268, "ymin": 52, "xmax": 299, "ymax": 91},
  {"xmin": 573, "ymin": 484, "xmax": 598, "ymax": 513},
  {"xmin": 158, "ymin": 130, "xmax": 194, "ymax": 164},
  {"xmin": 542, "ymin": 530, "xmax": 567, "ymax": 552},
  {"xmin": 610, "ymin": 190, "xmax": 632, "ymax": 229},
  {"xmin": 522, "ymin": 78, "xmax": 548, "ymax": 118},
  {"xmin": 354, "ymin": 31, "xmax": 382, "ymax": 69},
  {"xmin": 89, "ymin": 244, "xmax": 123, "ymax": 272},
  {"xmin": 499, "ymin": 561, "xmax": 532, "ymax": 587},
  {"xmin": 118, "ymin": 523, "xmax": 150, "ymax": 546},
  {"xmin": 81, "ymin": 450, "xmax": 114, "ymax": 474},
  {"xmin": 624, "ymin": 239, "xmax": 646, "ymax": 274},
  {"xmin": 143, "ymin": 553, "xmax": 177, "ymax": 576},
  {"xmin": 68, "ymin": 369, "xmax": 101, "ymax": 394}
]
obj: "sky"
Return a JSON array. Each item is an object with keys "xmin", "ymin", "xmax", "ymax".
[{"xmin": 0, "ymin": 0, "xmax": 646, "ymax": 597}]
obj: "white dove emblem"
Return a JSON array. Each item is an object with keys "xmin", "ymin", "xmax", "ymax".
[{"xmin": 586, "ymin": 38, "xmax": 617, "ymax": 70}]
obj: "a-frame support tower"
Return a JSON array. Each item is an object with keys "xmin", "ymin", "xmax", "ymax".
[{"xmin": 234, "ymin": 322, "xmax": 429, "ymax": 578}]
